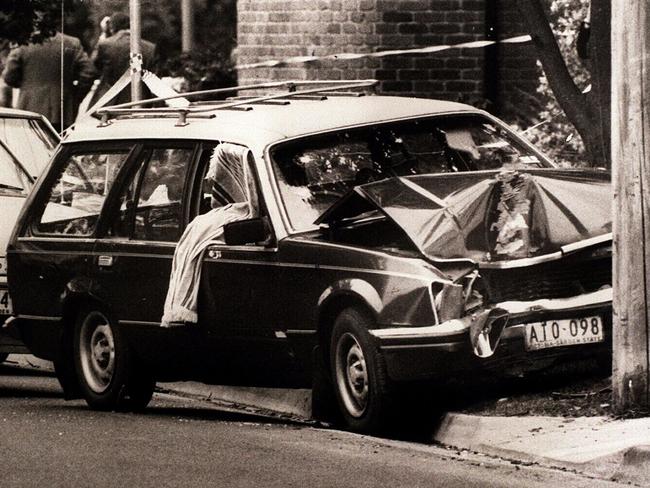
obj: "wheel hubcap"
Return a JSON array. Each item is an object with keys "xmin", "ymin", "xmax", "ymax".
[
  {"xmin": 335, "ymin": 332, "xmax": 369, "ymax": 418},
  {"xmin": 79, "ymin": 312, "xmax": 115, "ymax": 394}
]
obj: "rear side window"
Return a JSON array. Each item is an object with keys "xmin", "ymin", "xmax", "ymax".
[
  {"xmin": 111, "ymin": 147, "xmax": 194, "ymax": 242},
  {"xmin": 35, "ymin": 151, "xmax": 130, "ymax": 236}
]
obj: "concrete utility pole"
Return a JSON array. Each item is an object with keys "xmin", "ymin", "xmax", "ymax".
[
  {"xmin": 129, "ymin": 0, "xmax": 142, "ymax": 102},
  {"xmin": 612, "ymin": 1, "xmax": 650, "ymax": 411},
  {"xmin": 181, "ymin": 0, "xmax": 195, "ymax": 53}
]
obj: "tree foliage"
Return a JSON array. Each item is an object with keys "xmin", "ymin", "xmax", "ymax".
[
  {"xmin": 84, "ymin": 0, "xmax": 236, "ymax": 91},
  {"xmin": 517, "ymin": 0, "xmax": 610, "ymax": 168},
  {"xmin": 523, "ymin": 0, "xmax": 590, "ymax": 166},
  {"xmin": 0, "ymin": 0, "xmax": 67, "ymax": 45}
]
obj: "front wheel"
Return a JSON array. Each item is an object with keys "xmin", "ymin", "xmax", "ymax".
[
  {"xmin": 74, "ymin": 307, "xmax": 154, "ymax": 411},
  {"xmin": 330, "ymin": 308, "xmax": 392, "ymax": 433}
]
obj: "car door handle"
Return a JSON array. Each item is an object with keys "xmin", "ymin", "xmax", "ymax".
[{"xmin": 97, "ymin": 255, "xmax": 114, "ymax": 267}]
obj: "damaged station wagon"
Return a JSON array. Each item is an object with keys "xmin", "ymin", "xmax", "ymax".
[{"xmin": 6, "ymin": 80, "xmax": 612, "ymax": 432}]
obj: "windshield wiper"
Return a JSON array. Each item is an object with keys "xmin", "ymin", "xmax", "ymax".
[
  {"xmin": 0, "ymin": 183, "xmax": 24, "ymax": 191},
  {"xmin": 0, "ymin": 139, "xmax": 35, "ymax": 185}
]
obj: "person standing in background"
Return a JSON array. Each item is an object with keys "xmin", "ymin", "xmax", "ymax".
[
  {"xmin": 88, "ymin": 12, "xmax": 157, "ymax": 108},
  {"xmin": 1, "ymin": 31, "xmax": 95, "ymax": 132},
  {"xmin": 0, "ymin": 41, "xmax": 12, "ymax": 108},
  {"xmin": 75, "ymin": 15, "xmax": 112, "ymax": 117}
]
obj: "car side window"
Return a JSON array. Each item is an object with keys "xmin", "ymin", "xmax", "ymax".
[
  {"xmin": 35, "ymin": 151, "xmax": 130, "ymax": 236},
  {"xmin": 112, "ymin": 147, "xmax": 194, "ymax": 242}
]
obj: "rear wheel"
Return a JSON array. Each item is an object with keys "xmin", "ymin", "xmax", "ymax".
[
  {"xmin": 330, "ymin": 308, "xmax": 392, "ymax": 433},
  {"xmin": 74, "ymin": 307, "xmax": 154, "ymax": 411}
]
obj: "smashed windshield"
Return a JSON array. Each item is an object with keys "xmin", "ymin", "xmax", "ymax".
[{"xmin": 271, "ymin": 114, "xmax": 550, "ymax": 230}]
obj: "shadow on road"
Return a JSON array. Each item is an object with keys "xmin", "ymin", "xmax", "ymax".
[
  {"xmin": 0, "ymin": 362, "xmax": 54, "ymax": 378},
  {"xmin": 0, "ymin": 356, "xmax": 611, "ymax": 442},
  {"xmin": 0, "ymin": 386, "xmax": 62, "ymax": 399},
  {"xmin": 0, "ymin": 371, "xmax": 63, "ymax": 399},
  {"xmin": 145, "ymin": 404, "xmax": 309, "ymax": 426},
  {"xmin": 38, "ymin": 399, "xmax": 312, "ymax": 428}
]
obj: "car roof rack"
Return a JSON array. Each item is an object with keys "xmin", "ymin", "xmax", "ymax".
[{"xmin": 94, "ymin": 79, "xmax": 378, "ymax": 127}]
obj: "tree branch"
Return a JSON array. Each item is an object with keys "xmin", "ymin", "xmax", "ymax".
[
  {"xmin": 586, "ymin": 0, "xmax": 611, "ymax": 165},
  {"xmin": 516, "ymin": 0, "xmax": 593, "ymax": 146}
]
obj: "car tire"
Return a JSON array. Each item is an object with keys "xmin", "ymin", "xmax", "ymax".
[
  {"xmin": 0, "ymin": 352, "xmax": 8, "ymax": 364},
  {"xmin": 73, "ymin": 307, "xmax": 154, "ymax": 411},
  {"xmin": 330, "ymin": 307, "xmax": 392, "ymax": 433}
]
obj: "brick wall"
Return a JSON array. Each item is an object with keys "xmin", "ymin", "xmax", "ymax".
[{"xmin": 236, "ymin": 0, "xmax": 540, "ymax": 121}]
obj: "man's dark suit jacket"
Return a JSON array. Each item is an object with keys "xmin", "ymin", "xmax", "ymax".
[
  {"xmin": 2, "ymin": 33, "xmax": 95, "ymax": 130},
  {"xmin": 88, "ymin": 29, "xmax": 157, "ymax": 107}
]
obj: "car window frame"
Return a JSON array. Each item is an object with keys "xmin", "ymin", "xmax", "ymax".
[
  {"xmin": 188, "ymin": 141, "xmax": 277, "ymax": 249},
  {"xmin": 24, "ymin": 141, "xmax": 141, "ymax": 239},
  {"xmin": 97, "ymin": 140, "xmax": 200, "ymax": 243}
]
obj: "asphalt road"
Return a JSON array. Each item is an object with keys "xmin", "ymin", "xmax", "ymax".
[{"xmin": 0, "ymin": 363, "xmax": 624, "ymax": 488}]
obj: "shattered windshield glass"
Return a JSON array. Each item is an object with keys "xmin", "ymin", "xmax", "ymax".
[
  {"xmin": 0, "ymin": 117, "xmax": 57, "ymax": 176},
  {"xmin": 0, "ymin": 117, "xmax": 57, "ymax": 195},
  {"xmin": 0, "ymin": 144, "xmax": 31, "ymax": 194},
  {"xmin": 271, "ymin": 114, "xmax": 549, "ymax": 230}
]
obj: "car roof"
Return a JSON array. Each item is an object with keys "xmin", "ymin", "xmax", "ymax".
[{"xmin": 63, "ymin": 95, "xmax": 478, "ymax": 151}]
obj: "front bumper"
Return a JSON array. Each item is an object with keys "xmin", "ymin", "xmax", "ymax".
[{"xmin": 370, "ymin": 288, "xmax": 612, "ymax": 381}]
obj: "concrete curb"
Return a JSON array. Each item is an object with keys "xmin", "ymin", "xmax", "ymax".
[
  {"xmin": 157, "ymin": 381, "xmax": 312, "ymax": 420},
  {"xmin": 5, "ymin": 354, "xmax": 54, "ymax": 372},
  {"xmin": 157, "ymin": 381, "xmax": 650, "ymax": 484},
  {"xmin": 432, "ymin": 412, "xmax": 650, "ymax": 482},
  {"xmin": 614, "ymin": 446, "xmax": 650, "ymax": 485}
]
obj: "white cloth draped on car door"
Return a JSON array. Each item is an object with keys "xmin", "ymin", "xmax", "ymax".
[{"xmin": 161, "ymin": 143, "xmax": 253, "ymax": 327}]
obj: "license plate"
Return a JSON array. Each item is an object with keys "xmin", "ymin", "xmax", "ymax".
[
  {"xmin": 0, "ymin": 289, "xmax": 12, "ymax": 315},
  {"xmin": 525, "ymin": 316, "xmax": 603, "ymax": 351}
]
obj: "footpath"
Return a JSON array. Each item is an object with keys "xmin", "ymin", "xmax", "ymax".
[{"xmin": 7, "ymin": 354, "xmax": 650, "ymax": 485}]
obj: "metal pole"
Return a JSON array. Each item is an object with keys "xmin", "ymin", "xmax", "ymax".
[
  {"xmin": 60, "ymin": 0, "xmax": 65, "ymax": 132},
  {"xmin": 129, "ymin": 0, "xmax": 142, "ymax": 102},
  {"xmin": 181, "ymin": 0, "xmax": 194, "ymax": 53}
]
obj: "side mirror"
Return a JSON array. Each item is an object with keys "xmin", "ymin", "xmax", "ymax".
[{"xmin": 223, "ymin": 217, "xmax": 270, "ymax": 246}]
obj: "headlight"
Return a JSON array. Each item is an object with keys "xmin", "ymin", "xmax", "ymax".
[
  {"xmin": 433, "ymin": 271, "xmax": 485, "ymax": 323},
  {"xmin": 434, "ymin": 282, "xmax": 464, "ymax": 322}
]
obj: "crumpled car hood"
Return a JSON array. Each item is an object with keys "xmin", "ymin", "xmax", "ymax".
[{"xmin": 316, "ymin": 168, "xmax": 612, "ymax": 264}]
